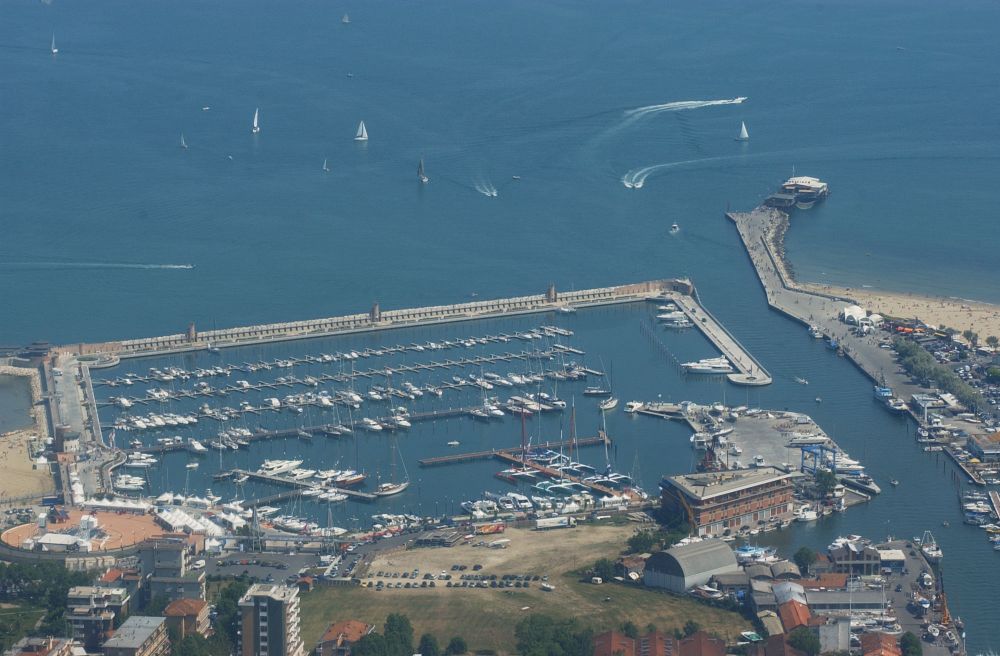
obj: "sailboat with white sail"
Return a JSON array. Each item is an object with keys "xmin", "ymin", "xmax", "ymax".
[
  {"xmin": 342, "ymin": 13, "xmax": 351, "ymax": 24},
  {"xmin": 736, "ymin": 121, "xmax": 749, "ymax": 141},
  {"xmin": 251, "ymin": 108, "xmax": 261, "ymax": 135},
  {"xmin": 354, "ymin": 121, "xmax": 368, "ymax": 141},
  {"xmin": 50, "ymin": 34, "xmax": 58, "ymax": 55},
  {"xmin": 375, "ymin": 438, "xmax": 409, "ymax": 496},
  {"xmin": 322, "ymin": 158, "xmax": 330, "ymax": 172},
  {"xmin": 417, "ymin": 158, "xmax": 428, "ymax": 183},
  {"xmin": 180, "ymin": 134, "xmax": 188, "ymax": 150}
]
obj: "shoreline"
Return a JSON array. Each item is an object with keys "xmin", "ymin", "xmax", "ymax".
[
  {"xmin": 768, "ymin": 210, "xmax": 1000, "ymax": 341},
  {"xmin": 0, "ymin": 367, "xmax": 56, "ymax": 503}
]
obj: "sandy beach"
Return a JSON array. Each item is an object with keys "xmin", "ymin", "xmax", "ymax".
[
  {"xmin": 766, "ymin": 210, "xmax": 1000, "ymax": 341},
  {"xmin": 0, "ymin": 366, "xmax": 55, "ymax": 502},
  {"xmin": 800, "ymin": 283, "xmax": 1000, "ymax": 341}
]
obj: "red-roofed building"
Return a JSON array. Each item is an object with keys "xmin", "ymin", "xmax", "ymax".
[
  {"xmin": 163, "ymin": 598, "xmax": 211, "ymax": 640},
  {"xmin": 679, "ymin": 631, "xmax": 726, "ymax": 656},
  {"xmin": 778, "ymin": 600, "xmax": 812, "ymax": 632},
  {"xmin": 315, "ymin": 620, "xmax": 376, "ymax": 656},
  {"xmin": 594, "ymin": 631, "xmax": 636, "ymax": 656},
  {"xmin": 748, "ymin": 635, "xmax": 808, "ymax": 656},
  {"xmin": 801, "ymin": 573, "xmax": 848, "ymax": 590},
  {"xmin": 860, "ymin": 633, "xmax": 902, "ymax": 656}
]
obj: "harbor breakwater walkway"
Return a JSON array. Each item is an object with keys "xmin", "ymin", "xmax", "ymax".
[
  {"xmin": 727, "ymin": 208, "xmax": 920, "ymax": 398},
  {"xmin": 69, "ymin": 280, "xmax": 694, "ymax": 358}
]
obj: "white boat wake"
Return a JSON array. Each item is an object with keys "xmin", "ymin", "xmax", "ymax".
[
  {"xmin": 473, "ymin": 180, "xmax": 498, "ymax": 197},
  {"xmin": 624, "ymin": 96, "xmax": 747, "ymax": 120},
  {"xmin": 622, "ymin": 154, "xmax": 733, "ymax": 189},
  {"xmin": 0, "ymin": 262, "xmax": 195, "ymax": 270},
  {"xmin": 591, "ymin": 96, "xmax": 748, "ymax": 152}
]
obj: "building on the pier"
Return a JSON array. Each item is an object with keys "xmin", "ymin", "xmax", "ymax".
[
  {"xmin": 315, "ymin": 620, "xmax": 375, "ymax": 656},
  {"xmin": 827, "ymin": 540, "xmax": 881, "ymax": 576},
  {"xmin": 238, "ymin": 584, "xmax": 305, "ymax": 656},
  {"xmin": 660, "ymin": 467, "xmax": 794, "ymax": 537},
  {"xmin": 102, "ymin": 616, "xmax": 169, "ymax": 656},
  {"xmin": 967, "ymin": 431, "xmax": 1000, "ymax": 462},
  {"xmin": 643, "ymin": 539, "xmax": 738, "ymax": 593}
]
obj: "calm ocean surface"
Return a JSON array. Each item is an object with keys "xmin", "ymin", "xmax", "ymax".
[{"xmin": 2, "ymin": 0, "xmax": 999, "ymax": 649}]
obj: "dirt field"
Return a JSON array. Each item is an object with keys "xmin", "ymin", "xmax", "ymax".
[{"xmin": 299, "ymin": 525, "xmax": 747, "ymax": 653}]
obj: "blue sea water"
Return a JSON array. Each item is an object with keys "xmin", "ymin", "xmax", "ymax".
[{"xmin": 2, "ymin": 0, "xmax": 1000, "ymax": 649}]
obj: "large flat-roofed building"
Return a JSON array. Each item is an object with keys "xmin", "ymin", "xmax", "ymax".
[
  {"xmin": 102, "ymin": 616, "xmax": 169, "ymax": 656},
  {"xmin": 660, "ymin": 467, "xmax": 794, "ymax": 537},
  {"xmin": 238, "ymin": 584, "xmax": 305, "ymax": 656}
]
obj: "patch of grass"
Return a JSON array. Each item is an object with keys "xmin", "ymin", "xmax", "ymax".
[
  {"xmin": 0, "ymin": 606, "xmax": 46, "ymax": 652},
  {"xmin": 299, "ymin": 579, "xmax": 746, "ymax": 654}
]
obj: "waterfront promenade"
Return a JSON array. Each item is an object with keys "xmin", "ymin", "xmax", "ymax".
[{"xmin": 727, "ymin": 209, "xmax": 921, "ymax": 398}]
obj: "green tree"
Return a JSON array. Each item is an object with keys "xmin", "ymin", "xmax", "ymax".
[
  {"xmin": 621, "ymin": 621, "xmax": 639, "ymax": 639},
  {"xmin": 419, "ymin": 634, "xmax": 441, "ymax": 656},
  {"xmin": 787, "ymin": 627, "xmax": 820, "ymax": 656},
  {"xmin": 814, "ymin": 469, "xmax": 838, "ymax": 496},
  {"xmin": 515, "ymin": 614, "xmax": 593, "ymax": 656},
  {"xmin": 645, "ymin": 623, "xmax": 657, "ymax": 635},
  {"xmin": 592, "ymin": 558, "xmax": 616, "ymax": 581},
  {"xmin": 682, "ymin": 621, "xmax": 701, "ymax": 638},
  {"xmin": 986, "ymin": 367, "xmax": 1000, "ymax": 383},
  {"xmin": 627, "ymin": 531, "xmax": 657, "ymax": 554},
  {"xmin": 793, "ymin": 547, "xmax": 818, "ymax": 574},
  {"xmin": 385, "ymin": 613, "xmax": 414, "ymax": 656},
  {"xmin": 445, "ymin": 636, "xmax": 468, "ymax": 655},
  {"xmin": 354, "ymin": 633, "xmax": 390, "ymax": 656},
  {"xmin": 146, "ymin": 593, "xmax": 171, "ymax": 615},
  {"xmin": 986, "ymin": 335, "xmax": 999, "ymax": 349},
  {"xmin": 900, "ymin": 632, "xmax": 922, "ymax": 656},
  {"xmin": 172, "ymin": 634, "xmax": 213, "ymax": 656}
]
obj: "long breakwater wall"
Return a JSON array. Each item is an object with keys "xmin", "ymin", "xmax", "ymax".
[{"xmin": 67, "ymin": 279, "xmax": 694, "ymax": 359}]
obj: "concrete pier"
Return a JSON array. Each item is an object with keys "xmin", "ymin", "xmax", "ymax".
[{"xmin": 668, "ymin": 292, "xmax": 772, "ymax": 385}]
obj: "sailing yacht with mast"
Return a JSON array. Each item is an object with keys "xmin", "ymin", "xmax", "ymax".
[
  {"xmin": 417, "ymin": 158, "xmax": 428, "ymax": 183},
  {"xmin": 736, "ymin": 121, "xmax": 749, "ymax": 141},
  {"xmin": 375, "ymin": 438, "xmax": 409, "ymax": 496},
  {"xmin": 342, "ymin": 13, "xmax": 351, "ymax": 24},
  {"xmin": 50, "ymin": 34, "xmax": 58, "ymax": 55},
  {"xmin": 322, "ymin": 158, "xmax": 330, "ymax": 172},
  {"xmin": 354, "ymin": 121, "xmax": 368, "ymax": 141},
  {"xmin": 180, "ymin": 134, "xmax": 188, "ymax": 150},
  {"xmin": 251, "ymin": 108, "xmax": 260, "ymax": 134}
]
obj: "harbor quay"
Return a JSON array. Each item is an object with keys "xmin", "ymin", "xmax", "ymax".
[{"xmin": 727, "ymin": 206, "xmax": 996, "ymax": 486}]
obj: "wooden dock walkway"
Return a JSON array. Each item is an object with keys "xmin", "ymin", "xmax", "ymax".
[
  {"xmin": 418, "ymin": 435, "xmax": 609, "ymax": 467},
  {"xmin": 493, "ymin": 452, "xmax": 617, "ymax": 497}
]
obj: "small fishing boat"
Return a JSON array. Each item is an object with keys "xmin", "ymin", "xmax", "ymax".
[
  {"xmin": 736, "ymin": 120, "xmax": 749, "ymax": 141},
  {"xmin": 180, "ymin": 133, "xmax": 188, "ymax": 150},
  {"xmin": 670, "ymin": 223, "xmax": 679, "ymax": 233},
  {"xmin": 185, "ymin": 462, "xmax": 199, "ymax": 470},
  {"xmin": 417, "ymin": 158, "xmax": 428, "ymax": 183},
  {"xmin": 251, "ymin": 107, "xmax": 260, "ymax": 134},
  {"xmin": 354, "ymin": 120, "xmax": 368, "ymax": 141},
  {"xmin": 50, "ymin": 34, "xmax": 58, "ymax": 55}
]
